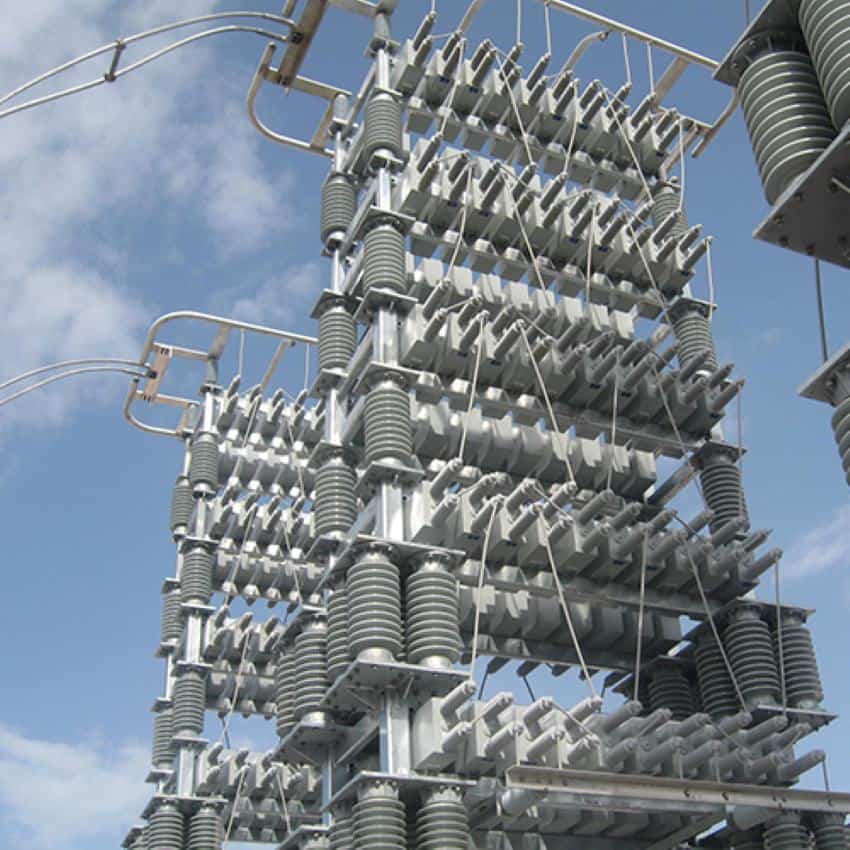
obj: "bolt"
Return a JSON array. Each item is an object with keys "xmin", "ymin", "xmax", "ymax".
[{"xmin": 779, "ymin": 236, "xmax": 789, "ymax": 247}]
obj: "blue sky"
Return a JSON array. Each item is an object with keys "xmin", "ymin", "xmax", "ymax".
[{"xmin": 1, "ymin": 1, "xmax": 849, "ymax": 848}]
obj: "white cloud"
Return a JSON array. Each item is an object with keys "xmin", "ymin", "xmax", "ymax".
[
  {"xmin": 784, "ymin": 504, "xmax": 850, "ymax": 580},
  {"xmin": 0, "ymin": 723, "xmax": 148, "ymax": 849},
  {"xmin": 223, "ymin": 261, "xmax": 323, "ymax": 327},
  {"xmin": 0, "ymin": 1, "xmax": 299, "ymax": 431}
]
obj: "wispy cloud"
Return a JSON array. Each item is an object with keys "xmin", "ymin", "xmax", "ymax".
[
  {"xmin": 0, "ymin": 1, "xmax": 298, "ymax": 430},
  {"xmin": 218, "ymin": 261, "xmax": 323, "ymax": 328},
  {"xmin": 0, "ymin": 724, "xmax": 148, "ymax": 849},
  {"xmin": 784, "ymin": 504, "xmax": 850, "ymax": 580}
]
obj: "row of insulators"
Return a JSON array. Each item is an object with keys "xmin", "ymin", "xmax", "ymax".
[
  {"xmin": 690, "ymin": 604, "xmax": 825, "ymax": 719},
  {"xmin": 410, "ymin": 254, "xmax": 639, "ymax": 338},
  {"xmin": 274, "ymin": 552, "xmax": 461, "ymax": 735},
  {"xmin": 392, "ymin": 14, "xmax": 693, "ymax": 180},
  {"xmin": 197, "ymin": 747, "xmax": 318, "ymax": 808},
  {"xmin": 395, "ymin": 141, "xmax": 706, "ymax": 292},
  {"xmin": 411, "ymin": 403, "xmax": 657, "ymax": 498},
  {"xmin": 436, "ymin": 486, "xmax": 773, "ymax": 598},
  {"xmin": 413, "ymin": 684, "xmax": 823, "ymax": 790},
  {"xmin": 400, "ymin": 303, "xmax": 736, "ymax": 438},
  {"xmin": 214, "ymin": 378, "xmax": 312, "ymax": 449},
  {"xmin": 456, "ymin": 580, "xmax": 680, "ymax": 667}
]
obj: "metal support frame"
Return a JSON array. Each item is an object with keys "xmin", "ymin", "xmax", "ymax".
[{"xmin": 123, "ymin": 311, "xmax": 316, "ymax": 437}]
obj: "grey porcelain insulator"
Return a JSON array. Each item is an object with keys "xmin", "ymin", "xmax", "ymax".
[
  {"xmin": 151, "ymin": 708, "xmax": 175, "ymax": 770},
  {"xmin": 764, "ymin": 814, "xmax": 811, "ymax": 850},
  {"xmin": 172, "ymin": 669, "xmax": 206, "ymax": 736},
  {"xmin": 830, "ymin": 386, "xmax": 850, "ymax": 485},
  {"xmin": 405, "ymin": 563, "xmax": 461, "ymax": 666},
  {"xmin": 321, "ymin": 172, "xmax": 357, "ymax": 243},
  {"xmin": 170, "ymin": 475, "xmax": 193, "ymax": 535},
  {"xmin": 161, "ymin": 588, "xmax": 183, "ymax": 644},
  {"xmin": 319, "ymin": 303, "xmax": 357, "ymax": 373},
  {"xmin": 671, "ymin": 307, "xmax": 719, "ymax": 372},
  {"xmin": 314, "ymin": 455, "xmax": 358, "ymax": 537},
  {"xmin": 695, "ymin": 633, "xmax": 739, "ymax": 719},
  {"xmin": 294, "ymin": 620, "xmax": 330, "ymax": 719},
  {"xmin": 647, "ymin": 665, "xmax": 696, "ymax": 721},
  {"xmin": 364, "ymin": 90, "xmax": 404, "ymax": 160},
  {"xmin": 774, "ymin": 611, "xmax": 824, "ymax": 708},
  {"xmin": 699, "ymin": 451, "xmax": 749, "ymax": 534},
  {"xmin": 799, "ymin": 0, "xmax": 850, "ymax": 127},
  {"xmin": 147, "ymin": 802, "xmax": 185, "ymax": 850},
  {"xmin": 739, "ymin": 46, "xmax": 835, "ymax": 203},
  {"xmin": 188, "ymin": 805, "xmax": 223, "ymax": 850},
  {"xmin": 363, "ymin": 224, "xmax": 406, "ymax": 296},
  {"xmin": 326, "ymin": 584, "xmax": 351, "ymax": 681},
  {"xmin": 416, "ymin": 787, "xmax": 469, "ymax": 850},
  {"xmin": 724, "ymin": 606, "xmax": 781, "ymax": 709},
  {"xmin": 181, "ymin": 547, "xmax": 214, "ymax": 605},
  {"xmin": 651, "ymin": 183, "xmax": 689, "ymax": 241},
  {"xmin": 347, "ymin": 550, "xmax": 403, "ymax": 661},
  {"xmin": 330, "ymin": 808, "xmax": 354, "ymax": 850},
  {"xmin": 189, "ymin": 432, "xmax": 220, "ymax": 491},
  {"xmin": 364, "ymin": 378, "xmax": 413, "ymax": 465},
  {"xmin": 353, "ymin": 783, "xmax": 405, "ymax": 850},
  {"xmin": 275, "ymin": 648, "xmax": 297, "ymax": 737},
  {"xmin": 812, "ymin": 814, "xmax": 850, "ymax": 850},
  {"xmin": 131, "ymin": 829, "xmax": 148, "ymax": 850}
]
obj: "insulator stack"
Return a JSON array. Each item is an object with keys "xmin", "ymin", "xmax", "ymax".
[
  {"xmin": 319, "ymin": 302, "xmax": 357, "ymax": 373},
  {"xmin": 647, "ymin": 664, "xmax": 696, "ymax": 720},
  {"xmin": 189, "ymin": 432, "xmax": 220, "ymax": 491},
  {"xmin": 405, "ymin": 559, "xmax": 461, "ymax": 666},
  {"xmin": 347, "ymin": 549, "xmax": 403, "ymax": 661},
  {"xmin": 764, "ymin": 814, "xmax": 811, "ymax": 850},
  {"xmin": 651, "ymin": 182, "xmax": 689, "ymax": 240},
  {"xmin": 725, "ymin": 605, "xmax": 781, "ymax": 708},
  {"xmin": 321, "ymin": 173, "xmax": 357, "ymax": 243},
  {"xmin": 181, "ymin": 547, "xmax": 213, "ymax": 605},
  {"xmin": 738, "ymin": 43, "xmax": 835, "ymax": 204},
  {"xmin": 699, "ymin": 449, "xmax": 749, "ymax": 534},
  {"xmin": 775, "ymin": 611, "xmax": 824, "ymax": 708},
  {"xmin": 353, "ymin": 783, "xmax": 406, "ymax": 850},
  {"xmin": 812, "ymin": 814, "xmax": 850, "ymax": 850},
  {"xmin": 695, "ymin": 633, "xmax": 740, "ymax": 718},
  {"xmin": 169, "ymin": 475, "xmax": 193, "ymax": 536},
  {"xmin": 799, "ymin": 0, "xmax": 850, "ymax": 127},
  {"xmin": 416, "ymin": 786, "xmax": 469, "ymax": 850},
  {"xmin": 327, "ymin": 584, "xmax": 351, "ymax": 680},
  {"xmin": 364, "ymin": 91, "xmax": 404, "ymax": 160},
  {"xmin": 172, "ymin": 669, "xmax": 206, "ymax": 735},
  {"xmin": 294, "ymin": 619, "xmax": 330, "ymax": 719},
  {"xmin": 188, "ymin": 805, "xmax": 223, "ymax": 850},
  {"xmin": 314, "ymin": 454, "xmax": 357, "ymax": 536},
  {"xmin": 670, "ymin": 303, "xmax": 719, "ymax": 372},
  {"xmin": 151, "ymin": 708, "xmax": 174, "ymax": 770},
  {"xmin": 131, "ymin": 828, "xmax": 148, "ymax": 850},
  {"xmin": 364, "ymin": 377, "xmax": 413, "ymax": 465},
  {"xmin": 147, "ymin": 802, "xmax": 185, "ymax": 850},
  {"xmin": 830, "ymin": 393, "xmax": 850, "ymax": 485},
  {"xmin": 275, "ymin": 649, "xmax": 296, "ymax": 737},
  {"xmin": 121, "ymin": 9, "xmax": 847, "ymax": 848},
  {"xmin": 160, "ymin": 588, "xmax": 182, "ymax": 644},
  {"xmin": 330, "ymin": 807, "xmax": 354, "ymax": 850},
  {"xmin": 363, "ymin": 224, "xmax": 406, "ymax": 296}
]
